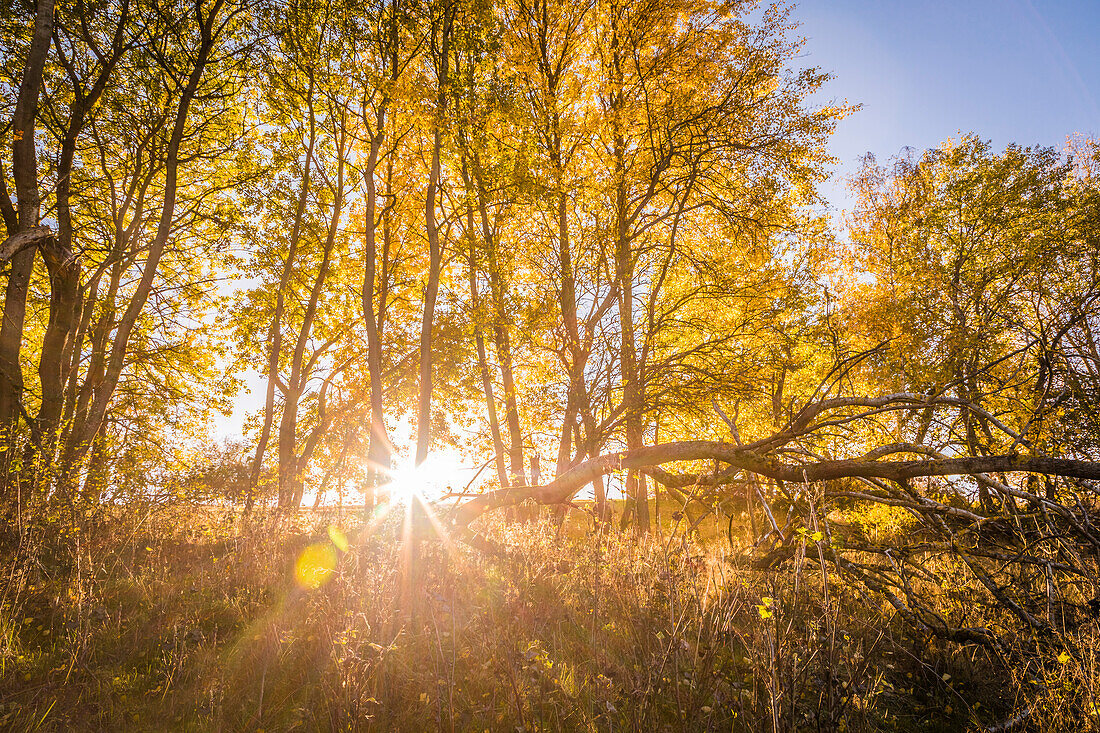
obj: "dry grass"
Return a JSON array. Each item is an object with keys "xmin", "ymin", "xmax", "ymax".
[{"xmin": 1, "ymin": 501, "xmax": 1099, "ymax": 731}]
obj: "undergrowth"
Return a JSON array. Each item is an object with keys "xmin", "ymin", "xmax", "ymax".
[{"xmin": 1, "ymin": 502, "xmax": 1098, "ymax": 731}]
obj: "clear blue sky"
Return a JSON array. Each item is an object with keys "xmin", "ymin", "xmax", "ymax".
[{"xmin": 795, "ymin": 0, "xmax": 1100, "ymax": 210}]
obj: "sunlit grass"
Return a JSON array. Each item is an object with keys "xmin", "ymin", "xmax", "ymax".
[{"xmin": 3, "ymin": 505, "xmax": 1099, "ymax": 731}]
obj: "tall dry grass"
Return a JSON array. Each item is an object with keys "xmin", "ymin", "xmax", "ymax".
[{"xmin": 1, "ymin": 500, "xmax": 1098, "ymax": 731}]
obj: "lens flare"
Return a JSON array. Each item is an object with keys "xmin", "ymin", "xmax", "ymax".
[
  {"xmin": 295, "ymin": 542, "xmax": 337, "ymax": 590},
  {"xmin": 327, "ymin": 524, "xmax": 349, "ymax": 552}
]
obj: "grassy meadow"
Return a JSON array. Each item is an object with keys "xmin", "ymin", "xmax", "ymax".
[{"xmin": 4, "ymin": 500, "xmax": 1098, "ymax": 732}]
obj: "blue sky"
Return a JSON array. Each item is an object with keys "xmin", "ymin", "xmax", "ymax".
[{"xmin": 795, "ymin": 0, "xmax": 1100, "ymax": 210}]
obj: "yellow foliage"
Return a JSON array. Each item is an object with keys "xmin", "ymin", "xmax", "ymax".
[{"xmin": 847, "ymin": 502, "xmax": 917, "ymax": 541}]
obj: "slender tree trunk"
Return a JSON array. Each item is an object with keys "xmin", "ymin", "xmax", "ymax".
[
  {"xmin": 605, "ymin": 6, "xmax": 648, "ymax": 533},
  {"xmin": 553, "ymin": 182, "xmax": 584, "ymax": 490},
  {"xmin": 69, "ymin": 260, "xmax": 121, "ymax": 471},
  {"xmin": 0, "ymin": 248, "xmax": 34, "ymax": 439},
  {"xmin": 470, "ymin": 155, "xmax": 526, "ymax": 488},
  {"xmin": 248, "ymin": 76, "xmax": 317, "ymax": 511},
  {"xmin": 291, "ymin": 372, "xmax": 338, "ymax": 508},
  {"xmin": 9, "ymin": 0, "xmax": 54, "ymax": 228},
  {"xmin": 59, "ymin": 271, "xmax": 100, "ymax": 441},
  {"xmin": 278, "ymin": 134, "xmax": 346, "ymax": 508},
  {"xmin": 466, "ymin": 224, "xmax": 509, "ymax": 491},
  {"xmin": 555, "ymin": 400, "xmax": 574, "ymax": 479},
  {"xmin": 415, "ymin": 6, "xmax": 453, "ymax": 465},
  {"xmin": 34, "ymin": 251, "xmax": 81, "ymax": 464},
  {"xmin": 362, "ymin": 103, "xmax": 391, "ymax": 506},
  {"xmin": 578, "ymin": 408, "xmax": 610, "ymax": 523},
  {"xmin": 551, "ymin": 405, "xmax": 576, "ymax": 524},
  {"xmin": 614, "ymin": 147, "xmax": 648, "ymax": 533},
  {"xmin": 416, "ymin": 183, "xmax": 442, "ymax": 464},
  {"xmin": 490, "ymin": 277, "xmax": 526, "ymax": 487}
]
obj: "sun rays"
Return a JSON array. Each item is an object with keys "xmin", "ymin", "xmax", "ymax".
[{"xmin": 378, "ymin": 454, "xmax": 464, "ymax": 503}]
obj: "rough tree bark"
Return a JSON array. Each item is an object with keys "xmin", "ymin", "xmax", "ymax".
[{"xmin": 0, "ymin": 0, "xmax": 56, "ymax": 490}]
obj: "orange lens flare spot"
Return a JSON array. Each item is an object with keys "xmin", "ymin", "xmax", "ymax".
[{"xmin": 295, "ymin": 542, "xmax": 337, "ymax": 590}]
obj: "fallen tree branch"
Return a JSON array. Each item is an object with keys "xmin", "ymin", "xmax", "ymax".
[{"xmin": 450, "ymin": 440, "xmax": 1100, "ymax": 527}]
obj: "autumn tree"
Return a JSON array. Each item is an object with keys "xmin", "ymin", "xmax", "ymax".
[{"xmin": 1, "ymin": 0, "xmax": 254, "ymax": 510}]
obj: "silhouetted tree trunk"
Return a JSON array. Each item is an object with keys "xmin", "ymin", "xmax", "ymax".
[
  {"xmin": 469, "ymin": 155, "xmax": 526, "ymax": 489},
  {"xmin": 361, "ymin": 7, "xmax": 402, "ymax": 504}
]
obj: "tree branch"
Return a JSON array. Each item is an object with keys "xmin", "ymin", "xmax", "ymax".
[
  {"xmin": 0, "ymin": 225, "xmax": 52, "ymax": 263},
  {"xmin": 451, "ymin": 440, "xmax": 1100, "ymax": 527}
]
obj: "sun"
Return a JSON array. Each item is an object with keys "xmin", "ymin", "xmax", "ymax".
[{"xmin": 379, "ymin": 453, "xmax": 466, "ymax": 502}]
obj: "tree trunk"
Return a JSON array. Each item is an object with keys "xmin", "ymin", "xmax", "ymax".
[
  {"xmin": 249, "ymin": 73, "xmax": 317, "ymax": 509},
  {"xmin": 34, "ymin": 244, "xmax": 81, "ymax": 463},
  {"xmin": 554, "ymin": 181, "xmax": 583, "ymax": 483},
  {"xmin": 415, "ymin": 5, "xmax": 453, "ymax": 465},
  {"xmin": 0, "ymin": 0, "xmax": 56, "ymax": 495},
  {"xmin": 0, "ymin": 248, "xmax": 34, "ymax": 444},
  {"xmin": 614, "ymin": 150, "xmax": 647, "ymax": 533},
  {"xmin": 362, "ymin": 89, "xmax": 392, "ymax": 506},
  {"xmin": 607, "ymin": 6, "xmax": 648, "ymax": 533},
  {"xmin": 466, "ymin": 219, "xmax": 510, "ymax": 492},
  {"xmin": 470, "ymin": 155, "xmax": 526, "ymax": 488},
  {"xmin": 278, "ymin": 134, "xmax": 346, "ymax": 509}
]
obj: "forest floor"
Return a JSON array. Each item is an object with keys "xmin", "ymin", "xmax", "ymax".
[{"xmin": 0, "ymin": 501, "xmax": 1094, "ymax": 731}]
